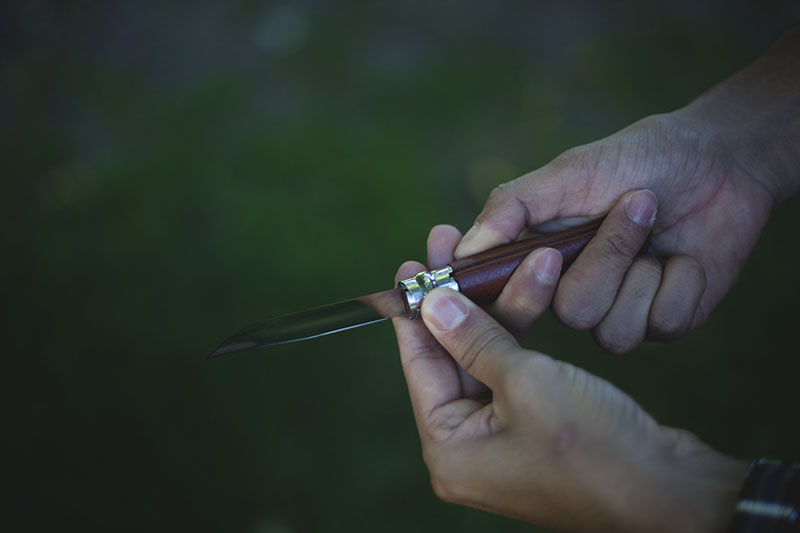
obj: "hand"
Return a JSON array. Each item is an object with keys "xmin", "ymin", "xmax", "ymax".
[
  {"xmin": 453, "ymin": 23, "xmax": 800, "ymax": 353},
  {"xmin": 452, "ymin": 111, "xmax": 778, "ymax": 353},
  {"xmin": 393, "ymin": 241, "xmax": 747, "ymax": 531}
]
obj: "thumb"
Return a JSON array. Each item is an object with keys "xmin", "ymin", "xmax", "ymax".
[
  {"xmin": 420, "ymin": 288, "xmax": 520, "ymax": 389},
  {"xmin": 455, "ymin": 164, "xmax": 582, "ymax": 259}
]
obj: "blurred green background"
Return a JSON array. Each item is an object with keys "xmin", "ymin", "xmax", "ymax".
[{"xmin": 4, "ymin": 1, "xmax": 800, "ymax": 531}]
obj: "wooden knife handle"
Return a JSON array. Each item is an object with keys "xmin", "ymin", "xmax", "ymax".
[{"xmin": 450, "ymin": 218, "xmax": 602, "ymax": 306}]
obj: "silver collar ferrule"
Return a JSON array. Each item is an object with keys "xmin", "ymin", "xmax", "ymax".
[{"xmin": 398, "ymin": 266, "xmax": 460, "ymax": 319}]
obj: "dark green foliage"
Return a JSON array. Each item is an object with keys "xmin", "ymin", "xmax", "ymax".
[{"xmin": 3, "ymin": 2, "xmax": 799, "ymax": 531}]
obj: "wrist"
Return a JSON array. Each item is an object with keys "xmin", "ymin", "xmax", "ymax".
[
  {"xmin": 671, "ymin": 102, "xmax": 797, "ymax": 212},
  {"xmin": 626, "ymin": 429, "xmax": 748, "ymax": 533},
  {"xmin": 671, "ymin": 27, "xmax": 800, "ymax": 207},
  {"xmin": 664, "ymin": 447, "xmax": 747, "ymax": 532}
]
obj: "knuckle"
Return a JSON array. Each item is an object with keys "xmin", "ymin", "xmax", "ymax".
[
  {"xmin": 551, "ymin": 360, "xmax": 591, "ymax": 398},
  {"xmin": 674, "ymin": 254, "xmax": 707, "ymax": 287},
  {"xmin": 625, "ymin": 257, "xmax": 664, "ymax": 301},
  {"xmin": 550, "ymin": 357, "xmax": 577, "ymax": 384},
  {"xmin": 542, "ymin": 358, "xmax": 590, "ymax": 400},
  {"xmin": 550, "ymin": 146, "xmax": 585, "ymax": 171},
  {"xmin": 593, "ymin": 325, "xmax": 639, "ymax": 354},
  {"xmin": 633, "ymin": 255, "xmax": 663, "ymax": 280},
  {"xmin": 475, "ymin": 183, "xmax": 526, "ymax": 233},
  {"xmin": 487, "ymin": 180, "xmax": 527, "ymax": 212},
  {"xmin": 485, "ymin": 183, "xmax": 513, "ymax": 209},
  {"xmin": 649, "ymin": 309, "xmax": 687, "ymax": 339},
  {"xmin": 502, "ymin": 354, "xmax": 552, "ymax": 408},
  {"xmin": 553, "ymin": 290, "xmax": 602, "ymax": 330},
  {"xmin": 505, "ymin": 356, "xmax": 541, "ymax": 390},
  {"xmin": 600, "ymin": 230, "xmax": 640, "ymax": 263},
  {"xmin": 429, "ymin": 474, "xmax": 458, "ymax": 503},
  {"xmin": 508, "ymin": 291, "xmax": 545, "ymax": 319}
]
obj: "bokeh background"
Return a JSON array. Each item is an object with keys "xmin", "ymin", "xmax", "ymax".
[{"xmin": 4, "ymin": 1, "xmax": 800, "ymax": 531}]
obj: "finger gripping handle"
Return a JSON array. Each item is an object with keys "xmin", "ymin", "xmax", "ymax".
[{"xmin": 450, "ymin": 219, "xmax": 602, "ymax": 306}]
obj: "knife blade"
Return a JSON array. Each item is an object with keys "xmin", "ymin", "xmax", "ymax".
[
  {"xmin": 209, "ymin": 288, "xmax": 407, "ymax": 357},
  {"xmin": 210, "ymin": 218, "xmax": 602, "ymax": 357}
]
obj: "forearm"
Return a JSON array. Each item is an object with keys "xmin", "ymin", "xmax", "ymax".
[{"xmin": 676, "ymin": 26, "xmax": 800, "ymax": 206}]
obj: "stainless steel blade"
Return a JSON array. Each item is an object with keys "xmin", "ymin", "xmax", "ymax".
[{"xmin": 210, "ymin": 288, "xmax": 407, "ymax": 357}]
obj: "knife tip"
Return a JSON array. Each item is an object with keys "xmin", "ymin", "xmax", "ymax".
[{"xmin": 208, "ymin": 339, "xmax": 260, "ymax": 359}]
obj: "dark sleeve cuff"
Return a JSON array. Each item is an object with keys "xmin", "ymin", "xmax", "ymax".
[{"xmin": 729, "ymin": 458, "xmax": 800, "ymax": 532}]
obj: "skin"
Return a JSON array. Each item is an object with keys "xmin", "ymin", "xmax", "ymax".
[
  {"xmin": 392, "ymin": 27, "xmax": 799, "ymax": 531},
  {"xmin": 451, "ymin": 27, "xmax": 800, "ymax": 353},
  {"xmin": 394, "ymin": 243, "xmax": 746, "ymax": 532}
]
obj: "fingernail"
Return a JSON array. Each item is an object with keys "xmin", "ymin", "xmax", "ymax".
[
  {"xmin": 532, "ymin": 248, "xmax": 561, "ymax": 283},
  {"xmin": 625, "ymin": 189, "xmax": 657, "ymax": 227},
  {"xmin": 424, "ymin": 289, "xmax": 468, "ymax": 332}
]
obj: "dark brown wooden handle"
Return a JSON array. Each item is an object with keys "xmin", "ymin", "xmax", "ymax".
[{"xmin": 450, "ymin": 218, "xmax": 602, "ymax": 306}]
